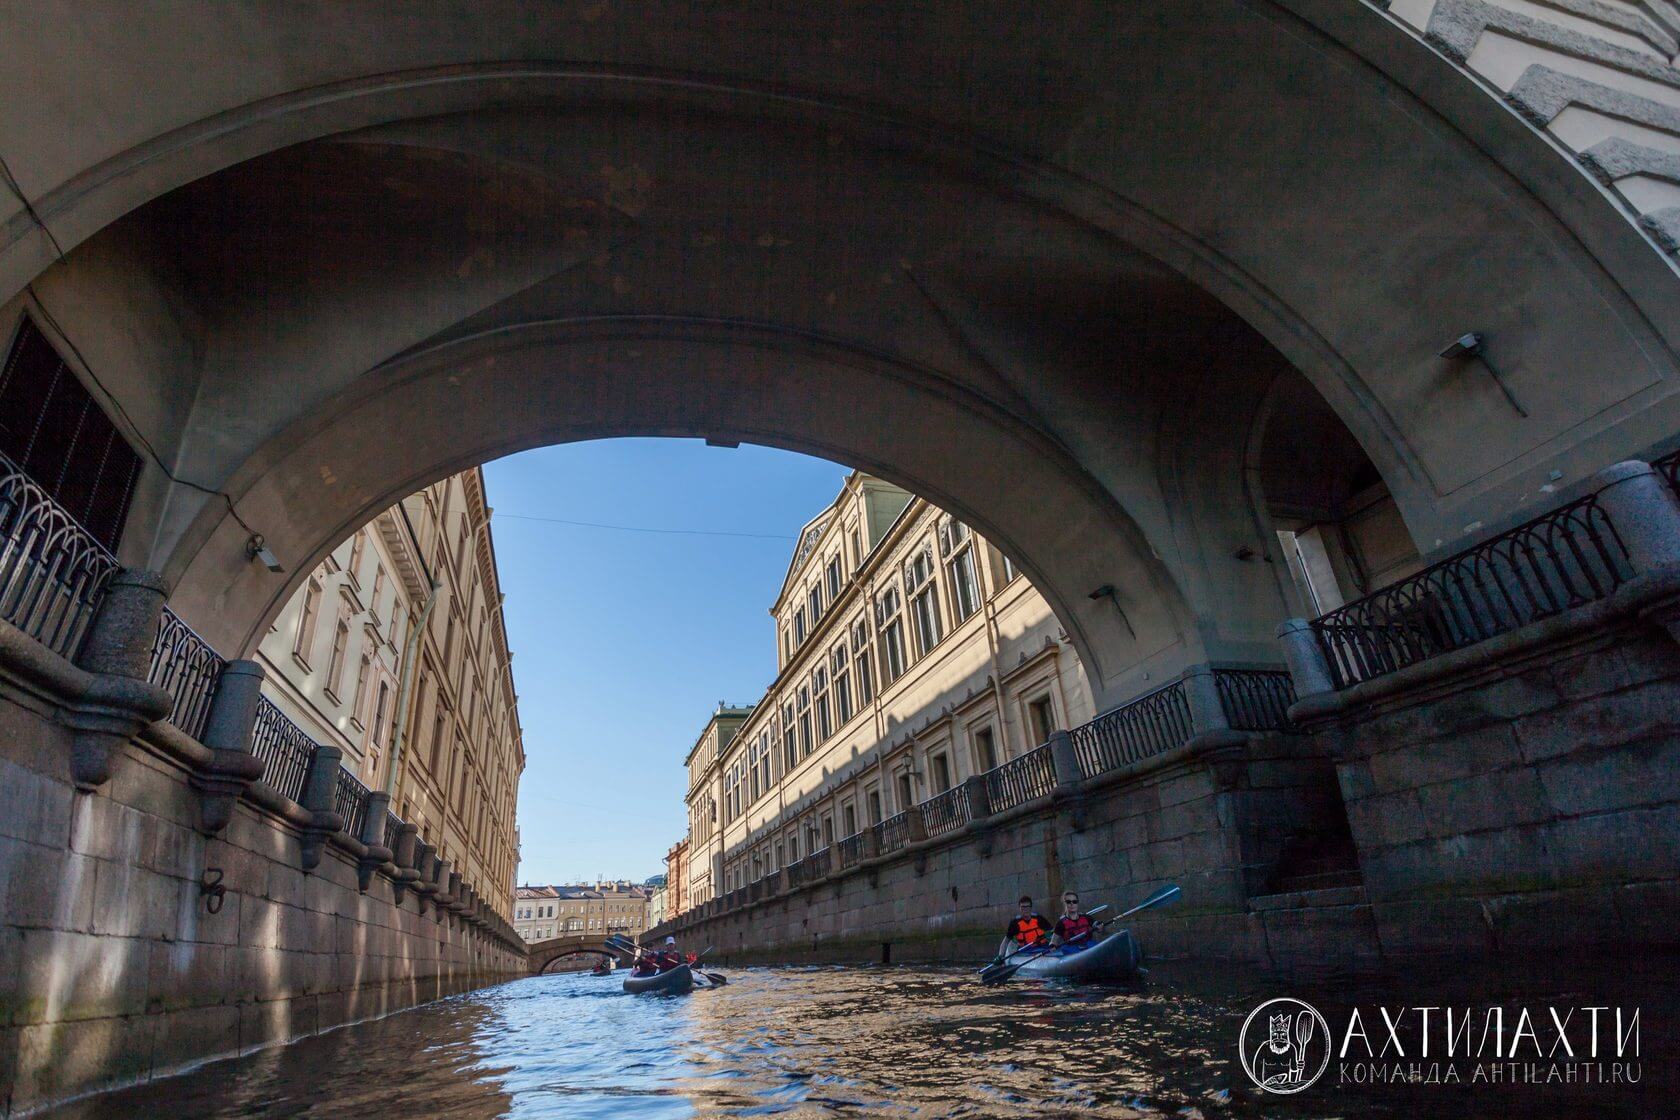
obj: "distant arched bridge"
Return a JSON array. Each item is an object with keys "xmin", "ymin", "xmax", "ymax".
[{"xmin": 526, "ymin": 934, "xmax": 627, "ymax": 975}]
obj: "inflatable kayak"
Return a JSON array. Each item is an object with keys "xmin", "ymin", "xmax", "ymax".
[
  {"xmin": 623, "ymin": 964, "xmax": 694, "ymax": 994},
  {"xmin": 1001, "ymin": 930, "xmax": 1142, "ymax": 981}
]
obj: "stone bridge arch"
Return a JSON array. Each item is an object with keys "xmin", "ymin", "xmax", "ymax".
[{"xmin": 527, "ymin": 935, "xmax": 622, "ymax": 976}]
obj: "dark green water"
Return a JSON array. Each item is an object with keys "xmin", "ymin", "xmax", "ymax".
[{"xmin": 35, "ymin": 963, "xmax": 1675, "ymax": 1118}]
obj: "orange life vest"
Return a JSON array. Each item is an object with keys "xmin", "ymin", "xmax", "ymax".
[{"xmin": 1011, "ymin": 915, "xmax": 1049, "ymax": 944}]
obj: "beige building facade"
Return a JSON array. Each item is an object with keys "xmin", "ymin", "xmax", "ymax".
[
  {"xmin": 514, "ymin": 882, "xmax": 650, "ymax": 942},
  {"xmin": 683, "ymin": 475, "xmax": 1095, "ymax": 902},
  {"xmin": 259, "ymin": 469, "xmax": 525, "ymax": 920}
]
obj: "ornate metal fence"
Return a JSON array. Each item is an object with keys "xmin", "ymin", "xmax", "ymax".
[
  {"xmin": 383, "ymin": 810, "xmax": 402, "ymax": 852},
  {"xmin": 1214, "ymin": 668, "xmax": 1296, "ymax": 731},
  {"xmin": 983, "ymin": 744, "xmax": 1056, "ymax": 812},
  {"xmin": 1071, "ymin": 680, "xmax": 1194, "ymax": 779},
  {"xmin": 147, "ymin": 606, "xmax": 226, "ymax": 741},
  {"xmin": 249, "ymin": 696, "xmax": 315, "ymax": 803},
  {"xmin": 918, "ymin": 785, "xmax": 970, "ymax": 836},
  {"xmin": 1310, "ymin": 493, "xmax": 1631, "ymax": 689},
  {"xmin": 836, "ymin": 831, "xmax": 865, "ymax": 868},
  {"xmin": 806, "ymin": 845, "xmax": 831, "ymax": 878},
  {"xmin": 0, "ymin": 456, "xmax": 118, "ymax": 659},
  {"xmin": 334, "ymin": 768, "xmax": 371, "ymax": 840},
  {"xmin": 875, "ymin": 810, "xmax": 913, "ymax": 855}
]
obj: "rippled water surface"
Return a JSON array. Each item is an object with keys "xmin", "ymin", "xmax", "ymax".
[{"xmin": 39, "ymin": 963, "xmax": 1674, "ymax": 1119}]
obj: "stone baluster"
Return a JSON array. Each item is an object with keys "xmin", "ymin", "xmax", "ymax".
[
  {"xmin": 190, "ymin": 659, "xmax": 268, "ymax": 835},
  {"xmin": 297, "ymin": 744, "xmax": 345, "ymax": 871},
  {"xmin": 963, "ymin": 773, "xmax": 992, "ymax": 824},
  {"xmin": 433, "ymin": 858, "xmax": 454, "ymax": 922},
  {"xmin": 447, "ymin": 869, "xmax": 464, "ymax": 914},
  {"xmin": 391, "ymin": 823, "xmax": 420, "ymax": 903},
  {"xmin": 1594, "ymin": 460, "xmax": 1680, "ymax": 573},
  {"xmin": 1046, "ymin": 729, "xmax": 1081, "ymax": 794},
  {"xmin": 411, "ymin": 841, "xmax": 437, "ymax": 913},
  {"xmin": 905, "ymin": 805, "xmax": 928, "ymax": 844},
  {"xmin": 355, "ymin": 790, "xmax": 393, "ymax": 892},
  {"xmin": 66, "ymin": 567, "xmax": 173, "ymax": 790},
  {"xmin": 1276, "ymin": 618, "xmax": 1337, "ymax": 700},
  {"xmin": 1181, "ymin": 664, "xmax": 1232, "ymax": 737}
]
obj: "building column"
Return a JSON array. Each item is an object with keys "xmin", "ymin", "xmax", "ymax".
[
  {"xmin": 1276, "ymin": 618, "xmax": 1337, "ymax": 700},
  {"xmin": 1046, "ymin": 729, "xmax": 1081, "ymax": 794},
  {"xmin": 297, "ymin": 744, "xmax": 345, "ymax": 871}
]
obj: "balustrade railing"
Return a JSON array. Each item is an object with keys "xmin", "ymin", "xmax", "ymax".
[
  {"xmin": 1311, "ymin": 493, "xmax": 1631, "ymax": 689},
  {"xmin": 383, "ymin": 810, "xmax": 402, "ymax": 852},
  {"xmin": 250, "ymin": 696, "xmax": 315, "ymax": 803},
  {"xmin": 917, "ymin": 784, "xmax": 970, "ymax": 836},
  {"xmin": 807, "ymin": 845, "xmax": 831, "ymax": 878},
  {"xmin": 836, "ymin": 831, "xmax": 865, "ymax": 867},
  {"xmin": 334, "ymin": 768, "xmax": 371, "ymax": 841},
  {"xmin": 147, "ymin": 606, "xmax": 225, "ymax": 741},
  {"xmin": 875, "ymin": 810, "xmax": 912, "ymax": 855},
  {"xmin": 0, "ymin": 454, "xmax": 118, "ymax": 659},
  {"xmin": 1071, "ymin": 680, "xmax": 1194, "ymax": 779},
  {"xmin": 1214, "ymin": 668, "xmax": 1296, "ymax": 731},
  {"xmin": 983, "ymin": 744, "xmax": 1056, "ymax": 812}
]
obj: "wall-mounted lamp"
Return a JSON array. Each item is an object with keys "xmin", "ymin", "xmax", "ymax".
[
  {"xmin": 245, "ymin": 534, "xmax": 284, "ymax": 574},
  {"xmin": 1438, "ymin": 331, "xmax": 1528, "ymax": 417}
]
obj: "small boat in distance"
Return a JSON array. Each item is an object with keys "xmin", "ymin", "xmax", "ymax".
[{"xmin": 590, "ymin": 959, "xmax": 612, "ymax": 976}]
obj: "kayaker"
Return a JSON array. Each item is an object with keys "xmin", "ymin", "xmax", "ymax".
[
  {"xmin": 656, "ymin": 935, "xmax": 683, "ymax": 970},
  {"xmin": 1052, "ymin": 891, "xmax": 1095, "ymax": 946},
  {"xmin": 1003, "ymin": 895, "xmax": 1052, "ymax": 949}
]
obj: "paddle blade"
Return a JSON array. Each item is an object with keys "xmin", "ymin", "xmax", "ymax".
[{"xmin": 1120, "ymin": 884, "xmax": 1182, "ymax": 918}]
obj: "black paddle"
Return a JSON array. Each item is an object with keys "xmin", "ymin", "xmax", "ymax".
[
  {"xmin": 688, "ymin": 946, "xmax": 729, "ymax": 987},
  {"xmin": 978, "ymin": 904, "xmax": 1110, "ymax": 985}
]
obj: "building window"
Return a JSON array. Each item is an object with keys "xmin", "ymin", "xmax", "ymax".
[
  {"xmin": 370, "ymin": 565, "xmax": 386, "ymax": 618},
  {"xmin": 796, "ymin": 687, "xmax": 812, "ymax": 757},
  {"xmin": 972, "ymin": 725, "xmax": 998, "ymax": 773},
  {"xmin": 793, "ymin": 607, "xmax": 807, "ymax": 645},
  {"xmin": 896, "ymin": 771, "xmax": 914, "ymax": 812},
  {"xmin": 875, "ymin": 586, "xmax": 906, "ymax": 683},
  {"xmin": 842, "ymin": 802, "xmax": 857, "ymax": 837},
  {"xmin": 346, "ymin": 531, "xmax": 365, "ymax": 587},
  {"xmin": 930, "ymin": 751, "xmax": 952, "ymax": 794},
  {"xmin": 1000, "ymin": 551, "xmax": 1019, "ymax": 583},
  {"xmin": 831, "ymin": 644, "xmax": 852, "ymax": 724},
  {"xmin": 294, "ymin": 579, "xmax": 323, "ymax": 667},
  {"xmin": 825, "ymin": 555, "xmax": 842, "ymax": 601},
  {"xmin": 813, "ymin": 666, "xmax": 832, "ymax": 741},
  {"xmin": 942, "ymin": 518, "xmax": 981, "ymax": 623},
  {"xmin": 905, "ymin": 549, "xmax": 942, "ymax": 656},
  {"xmin": 758, "ymin": 731, "xmax": 771, "ymax": 791},
  {"xmin": 325, "ymin": 618, "xmax": 350, "ymax": 700},
  {"xmin": 807, "ymin": 584, "xmax": 823, "ymax": 626},
  {"xmin": 867, "ymin": 787, "xmax": 882, "ymax": 825},
  {"xmin": 851, "ymin": 619, "xmax": 875, "ymax": 705},
  {"xmin": 1027, "ymin": 695, "xmax": 1055, "ymax": 746},
  {"xmin": 782, "ymin": 704, "xmax": 797, "ymax": 771},
  {"xmin": 351, "ymin": 654, "xmax": 372, "ymax": 725},
  {"xmin": 0, "ymin": 316, "xmax": 142, "ymax": 550}
]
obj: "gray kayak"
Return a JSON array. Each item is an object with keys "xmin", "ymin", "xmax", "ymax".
[
  {"xmin": 1004, "ymin": 930, "xmax": 1142, "ymax": 981},
  {"xmin": 623, "ymin": 964, "xmax": 694, "ymax": 995}
]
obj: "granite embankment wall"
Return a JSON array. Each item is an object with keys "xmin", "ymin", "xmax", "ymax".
[{"xmin": 0, "ymin": 606, "xmax": 525, "ymax": 1117}]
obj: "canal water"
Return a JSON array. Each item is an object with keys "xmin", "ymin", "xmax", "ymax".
[{"xmin": 36, "ymin": 962, "xmax": 1674, "ymax": 1119}]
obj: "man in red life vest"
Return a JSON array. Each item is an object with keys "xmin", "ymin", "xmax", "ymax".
[
  {"xmin": 1052, "ymin": 891, "xmax": 1095, "ymax": 946},
  {"xmin": 1003, "ymin": 895, "xmax": 1051, "ymax": 949}
]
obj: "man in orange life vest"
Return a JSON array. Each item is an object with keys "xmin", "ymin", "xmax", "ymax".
[{"xmin": 1003, "ymin": 895, "xmax": 1051, "ymax": 949}]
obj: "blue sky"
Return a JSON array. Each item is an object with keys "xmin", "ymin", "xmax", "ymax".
[{"xmin": 484, "ymin": 439, "xmax": 850, "ymax": 887}]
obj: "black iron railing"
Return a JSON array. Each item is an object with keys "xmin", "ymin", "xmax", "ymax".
[
  {"xmin": 250, "ymin": 696, "xmax": 315, "ymax": 803},
  {"xmin": 147, "ymin": 606, "xmax": 225, "ymax": 741},
  {"xmin": 334, "ymin": 768, "xmax": 371, "ymax": 840},
  {"xmin": 918, "ymin": 784, "xmax": 969, "ymax": 836},
  {"xmin": 1311, "ymin": 492, "xmax": 1631, "ymax": 688},
  {"xmin": 875, "ymin": 810, "xmax": 913, "ymax": 855},
  {"xmin": 383, "ymin": 810, "xmax": 402, "ymax": 852},
  {"xmin": 1072, "ymin": 680, "xmax": 1194, "ymax": 779},
  {"xmin": 984, "ymin": 744, "xmax": 1056, "ymax": 812},
  {"xmin": 836, "ymin": 831, "xmax": 865, "ymax": 867},
  {"xmin": 1215, "ymin": 668, "xmax": 1296, "ymax": 731},
  {"xmin": 806, "ymin": 845, "xmax": 831, "ymax": 878},
  {"xmin": 0, "ymin": 456, "xmax": 118, "ymax": 659}
]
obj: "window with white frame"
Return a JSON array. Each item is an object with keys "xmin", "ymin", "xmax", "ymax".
[
  {"xmin": 793, "ymin": 606, "xmax": 807, "ymax": 645},
  {"xmin": 831, "ymin": 643, "xmax": 852, "ymax": 724},
  {"xmin": 851, "ymin": 618, "xmax": 875, "ymax": 704},
  {"xmin": 782, "ymin": 702, "xmax": 798, "ymax": 770},
  {"xmin": 797, "ymin": 686, "xmax": 813, "ymax": 757},
  {"xmin": 972, "ymin": 725, "xmax": 999, "ymax": 773},
  {"xmin": 876, "ymin": 585, "xmax": 906, "ymax": 683},
  {"xmin": 825, "ymin": 554, "xmax": 842, "ymax": 601},
  {"xmin": 905, "ymin": 548, "xmax": 942, "ymax": 656},
  {"xmin": 294, "ymin": 577, "xmax": 323, "ymax": 666},
  {"xmin": 808, "ymin": 583, "xmax": 823, "ymax": 626},
  {"xmin": 930, "ymin": 751, "xmax": 952, "ymax": 794},
  {"xmin": 867, "ymin": 786, "xmax": 883, "ymax": 824},
  {"xmin": 813, "ymin": 665, "xmax": 832, "ymax": 741},
  {"xmin": 941, "ymin": 517, "xmax": 981, "ymax": 622}
]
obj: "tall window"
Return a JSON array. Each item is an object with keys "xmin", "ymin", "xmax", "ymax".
[
  {"xmin": 807, "ymin": 584, "xmax": 823, "ymax": 625},
  {"xmin": 793, "ymin": 607, "xmax": 807, "ymax": 645},
  {"xmin": 867, "ymin": 788, "xmax": 883, "ymax": 825},
  {"xmin": 294, "ymin": 579, "xmax": 323, "ymax": 666},
  {"xmin": 1027, "ymin": 695, "xmax": 1055, "ymax": 746},
  {"xmin": 1000, "ymin": 551, "xmax": 1019, "ymax": 583},
  {"xmin": 843, "ymin": 803, "xmax": 857, "ymax": 837},
  {"xmin": 875, "ymin": 585, "xmax": 906, "ymax": 683},
  {"xmin": 813, "ymin": 666, "xmax": 832, "ymax": 741},
  {"xmin": 905, "ymin": 549, "xmax": 942, "ymax": 656},
  {"xmin": 347, "ymin": 532, "xmax": 366, "ymax": 586},
  {"xmin": 941, "ymin": 517, "xmax": 981, "ymax": 622},
  {"xmin": 782, "ymin": 704, "xmax": 798, "ymax": 770},
  {"xmin": 831, "ymin": 644, "xmax": 852, "ymax": 724},
  {"xmin": 352, "ymin": 653, "xmax": 372, "ymax": 719},
  {"xmin": 849, "ymin": 529, "xmax": 861, "ymax": 567},
  {"xmin": 825, "ymin": 555, "xmax": 842, "ymax": 601},
  {"xmin": 370, "ymin": 565, "xmax": 387, "ymax": 617},
  {"xmin": 973, "ymin": 726, "xmax": 998, "ymax": 773},
  {"xmin": 930, "ymin": 752, "xmax": 952, "ymax": 793},
  {"xmin": 430, "ymin": 704, "xmax": 448, "ymax": 770},
  {"xmin": 0, "ymin": 316, "xmax": 142, "ymax": 549},
  {"xmin": 851, "ymin": 619, "xmax": 875, "ymax": 705},
  {"xmin": 325, "ymin": 617, "xmax": 350, "ymax": 699},
  {"xmin": 758, "ymin": 731, "xmax": 771, "ymax": 791},
  {"xmin": 749, "ymin": 738, "xmax": 761, "ymax": 801},
  {"xmin": 796, "ymin": 686, "xmax": 812, "ymax": 757},
  {"xmin": 896, "ymin": 771, "xmax": 914, "ymax": 812}
]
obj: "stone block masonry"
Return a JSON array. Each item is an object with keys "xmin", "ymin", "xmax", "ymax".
[{"xmin": 0, "ymin": 631, "xmax": 525, "ymax": 1117}]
